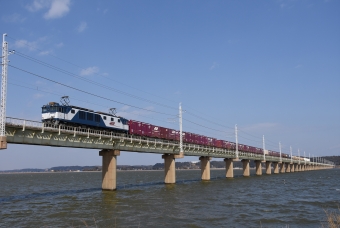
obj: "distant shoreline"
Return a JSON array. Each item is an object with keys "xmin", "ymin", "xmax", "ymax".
[
  {"xmin": 1, "ymin": 167, "xmax": 338, "ymax": 174},
  {"xmin": 0, "ymin": 167, "xmax": 230, "ymax": 174}
]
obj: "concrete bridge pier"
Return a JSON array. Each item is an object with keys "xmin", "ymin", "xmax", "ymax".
[
  {"xmin": 162, "ymin": 153, "xmax": 184, "ymax": 184},
  {"xmin": 0, "ymin": 136, "xmax": 7, "ymax": 149},
  {"xmin": 280, "ymin": 163, "xmax": 285, "ymax": 173},
  {"xmin": 273, "ymin": 162, "xmax": 279, "ymax": 174},
  {"xmin": 255, "ymin": 160, "xmax": 262, "ymax": 175},
  {"xmin": 200, "ymin": 156, "xmax": 211, "ymax": 180},
  {"xmin": 162, "ymin": 154, "xmax": 175, "ymax": 184},
  {"xmin": 242, "ymin": 159, "xmax": 250, "ymax": 177},
  {"xmin": 290, "ymin": 163, "xmax": 294, "ymax": 172},
  {"xmin": 224, "ymin": 158, "xmax": 234, "ymax": 178},
  {"xmin": 294, "ymin": 163, "xmax": 298, "ymax": 172},
  {"xmin": 99, "ymin": 149, "xmax": 120, "ymax": 191},
  {"xmin": 266, "ymin": 161, "xmax": 272, "ymax": 175},
  {"xmin": 285, "ymin": 163, "xmax": 291, "ymax": 173}
]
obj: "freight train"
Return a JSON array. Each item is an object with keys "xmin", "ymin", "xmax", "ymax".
[{"xmin": 42, "ymin": 101, "xmax": 302, "ymax": 160}]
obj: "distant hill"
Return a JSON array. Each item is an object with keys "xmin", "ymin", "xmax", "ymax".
[
  {"xmin": 49, "ymin": 166, "xmax": 101, "ymax": 172},
  {"xmin": 1, "ymin": 156, "xmax": 339, "ymax": 173},
  {"xmin": 0, "ymin": 168, "xmax": 47, "ymax": 173},
  {"xmin": 321, "ymin": 156, "xmax": 340, "ymax": 165}
]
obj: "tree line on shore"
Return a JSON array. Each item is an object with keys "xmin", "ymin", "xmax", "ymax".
[{"xmin": 1, "ymin": 156, "xmax": 339, "ymax": 173}]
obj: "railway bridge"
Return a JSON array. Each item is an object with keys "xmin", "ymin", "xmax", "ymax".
[
  {"xmin": 0, "ymin": 34, "xmax": 335, "ymax": 191},
  {"xmin": 1, "ymin": 117, "xmax": 334, "ymax": 191}
]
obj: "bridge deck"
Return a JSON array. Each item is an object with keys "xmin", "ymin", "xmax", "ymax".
[{"xmin": 4, "ymin": 117, "xmax": 330, "ymax": 166}]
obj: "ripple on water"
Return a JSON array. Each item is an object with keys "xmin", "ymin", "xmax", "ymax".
[{"xmin": 0, "ymin": 169, "xmax": 339, "ymax": 227}]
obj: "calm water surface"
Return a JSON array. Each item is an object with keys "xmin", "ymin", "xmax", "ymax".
[{"xmin": 0, "ymin": 169, "xmax": 339, "ymax": 227}]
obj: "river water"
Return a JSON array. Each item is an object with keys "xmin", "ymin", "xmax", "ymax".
[{"xmin": 0, "ymin": 168, "xmax": 339, "ymax": 227}]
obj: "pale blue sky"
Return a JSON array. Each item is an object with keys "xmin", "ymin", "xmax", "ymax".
[{"xmin": 0, "ymin": 0, "xmax": 339, "ymax": 170}]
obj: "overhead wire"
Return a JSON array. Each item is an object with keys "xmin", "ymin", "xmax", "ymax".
[
  {"xmin": 8, "ymin": 37, "xmax": 268, "ymax": 139},
  {"xmin": 8, "ymin": 64, "xmax": 304, "ymax": 154},
  {"xmin": 10, "ymin": 81, "xmax": 233, "ymax": 141},
  {"xmin": 7, "ymin": 36, "xmax": 241, "ymax": 130},
  {"xmin": 9, "ymin": 64, "xmax": 237, "ymax": 139},
  {"xmin": 7, "ymin": 35, "xmax": 181, "ymax": 105},
  {"xmin": 13, "ymin": 51, "xmax": 178, "ymax": 111},
  {"xmin": 7, "ymin": 35, "xmax": 308, "ymax": 154},
  {"xmin": 8, "ymin": 81, "xmax": 177, "ymax": 125},
  {"xmin": 183, "ymin": 118, "xmax": 233, "ymax": 134},
  {"xmin": 8, "ymin": 77, "xmax": 302, "ymax": 154},
  {"xmin": 9, "ymin": 64, "xmax": 176, "ymax": 117}
]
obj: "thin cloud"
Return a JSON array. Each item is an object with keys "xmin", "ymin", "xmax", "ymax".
[
  {"xmin": 56, "ymin": 42, "xmax": 64, "ymax": 48},
  {"xmin": 26, "ymin": 0, "xmax": 71, "ymax": 19},
  {"xmin": 14, "ymin": 39, "xmax": 37, "ymax": 51},
  {"xmin": 26, "ymin": 0, "xmax": 47, "ymax": 12},
  {"xmin": 210, "ymin": 62, "xmax": 219, "ymax": 70},
  {"xmin": 80, "ymin": 67, "xmax": 99, "ymax": 76},
  {"xmin": 120, "ymin": 106, "xmax": 130, "ymax": 111},
  {"xmin": 77, "ymin": 22, "xmax": 88, "ymax": 33},
  {"xmin": 96, "ymin": 8, "xmax": 109, "ymax": 15},
  {"xmin": 13, "ymin": 37, "xmax": 48, "ymax": 51},
  {"xmin": 2, "ymin": 13, "xmax": 26, "ymax": 23},
  {"xmin": 44, "ymin": 0, "xmax": 71, "ymax": 19},
  {"xmin": 294, "ymin": 64, "xmax": 303, "ymax": 69},
  {"xmin": 35, "ymin": 80, "xmax": 45, "ymax": 85},
  {"xmin": 117, "ymin": 106, "xmax": 155, "ymax": 120},
  {"xmin": 39, "ymin": 50, "xmax": 53, "ymax": 56},
  {"xmin": 34, "ymin": 93, "xmax": 44, "ymax": 99}
]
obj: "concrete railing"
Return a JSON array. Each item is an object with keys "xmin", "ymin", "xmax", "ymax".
[{"xmin": 5, "ymin": 117, "xmax": 333, "ymax": 167}]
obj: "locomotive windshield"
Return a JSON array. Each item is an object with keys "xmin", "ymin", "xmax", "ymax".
[{"xmin": 42, "ymin": 106, "xmax": 67, "ymax": 113}]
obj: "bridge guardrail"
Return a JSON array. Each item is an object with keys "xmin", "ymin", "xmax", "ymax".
[{"xmin": 5, "ymin": 117, "xmax": 333, "ymax": 166}]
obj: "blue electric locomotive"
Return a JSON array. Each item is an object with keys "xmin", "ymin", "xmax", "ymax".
[{"xmin": 41, "ymin": 102, "xmax": 129, "ymax": 132}]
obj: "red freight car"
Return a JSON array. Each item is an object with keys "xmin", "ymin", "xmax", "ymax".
[
  {"xmin": 229, "ymin": 142, "xmax": 236, "ymax": 150},
  {"xmin": 129, "ymin": 120, "xmax": 142, "ymax": 136},
  {"xmin": 238, "ymin": 144, "xmax": 245, "ymax": 152},
  {"xmin": 207, "ymin": 137, "xmax": 216, "ymax": 147},
  {"xmin": 183, "ymin": 132, "xmax": 191, "ymax": 143},
  {"xmin": 168, "ymin": 129, "xmax": 176, "ymax": 141},
  {"xmin": 160, "ymin": 127, "xmax": 169, "ymax": 140},
  {"xmin": 197, "ymin": 135, "xmax": 203, "ymax": 145},
  {"xmin": 192, "ymin": 133, "xmax": 198, "ymax": 144},
  {"xmin": 222, "ymin": 141, "xmax": 228, "ymax": 149},
  {"xmin": 215, "ymin": 140, "xmax": 223, "ymax": 148},
  {"xmin": 201, "ymin": 136, "xmax": 208, "ymax": 146},
  {"xmin": 151, "ymin": 125, "xmax": 161, "ymax": 138},
  {"xmin": 220, "ymin": 140, "xmax": 229, "ymax": 149},
  {"xmin": 141, "ymin": 122, "xmax": 152, "ymax": 137},
  {"xmin": 175, "ymin": 131, "xmax": 180, "ymax": 141}
]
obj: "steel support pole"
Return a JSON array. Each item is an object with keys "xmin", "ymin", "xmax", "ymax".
[{"xmin": 0, "ymin": 34, "xmax": 8, "ymax": 149}]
